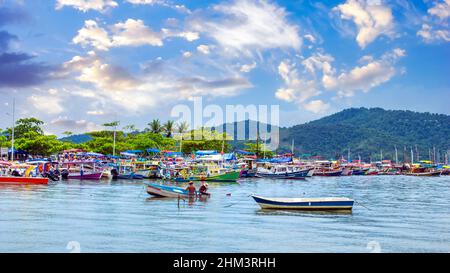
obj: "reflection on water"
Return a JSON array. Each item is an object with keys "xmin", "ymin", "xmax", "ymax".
[{"xmin": 0, "ymin": 176, "xmax": 449, "ymax": 252}]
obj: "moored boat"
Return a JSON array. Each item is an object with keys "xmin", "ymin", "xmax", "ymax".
[
  {"xmin": 0, "ymin": 176, "xmax": 48, "ymax": 185},
  {"xmin": 251, "ymin": 195, "xmax": 354, "ymax": 210}
]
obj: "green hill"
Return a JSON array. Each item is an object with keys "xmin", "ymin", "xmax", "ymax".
[{"xmin": 278, "ymin": 107, "xmax": 450, "ymax": 161}]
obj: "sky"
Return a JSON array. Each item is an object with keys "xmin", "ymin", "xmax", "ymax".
[{"xmin": 0, "ymin": 0, "xmax": 449, "ymax": 135}]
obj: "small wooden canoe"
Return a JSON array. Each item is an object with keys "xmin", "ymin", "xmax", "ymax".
[
  {"xmin": 251, "ymin": 195, "xmax": 354, "ymax": 211},
  {"xmin": 0, "ymin": 176, "xmax": 49, "ymax": 185}
]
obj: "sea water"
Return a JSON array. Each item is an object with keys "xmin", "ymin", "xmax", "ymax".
[{"xmin": 0, "ymin": 176, "xmax": 449, "ymax": 252}]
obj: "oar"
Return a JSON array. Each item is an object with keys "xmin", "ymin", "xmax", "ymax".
[{"xmin": 354, "ymin": 200, "xmax": 371, "ymax": 210}]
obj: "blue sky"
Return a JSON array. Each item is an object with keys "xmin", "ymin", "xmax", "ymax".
[{"xmin": 0, "ymin": 0, "xmax": 449, "ymax": 135}]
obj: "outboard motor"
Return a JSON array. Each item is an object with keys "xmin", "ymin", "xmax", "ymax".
[
  {"xmin": 110, "ymin": 168, "xmax": 119, "ymax": 180},
  {"xmin": 47, "ymin": 172, "xmax": 60, "ymax": 182},
  {"xmin": 61, "ymin": 169, "xmax": 69, "ymax": 179},
  {"xmin": 11, "ymin": 170, "xmax": 21, "ymax": 177}
]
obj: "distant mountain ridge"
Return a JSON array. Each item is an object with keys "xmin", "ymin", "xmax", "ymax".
[{"xmin": 278, "ymin": 107, "xmax": 450, "ymax": 160}]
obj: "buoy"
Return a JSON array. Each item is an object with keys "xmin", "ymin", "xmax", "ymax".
[{"xmin": 226, "ymin": 193, "xmax": 231, "ymax": 196}]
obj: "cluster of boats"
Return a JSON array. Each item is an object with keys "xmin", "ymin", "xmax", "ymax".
[{"xmin": 1, "ymin": 150, "xmax": 448, "ymax": 211}]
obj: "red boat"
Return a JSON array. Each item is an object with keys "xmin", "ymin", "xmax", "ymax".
[{"xmin": 0, "ymin": 176, "xmax": 49, "ymax": 185}]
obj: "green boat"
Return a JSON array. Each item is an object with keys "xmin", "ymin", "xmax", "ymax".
[{"xmin": 171, "ymin": 170, "xmax": 241, "ymax": 183}]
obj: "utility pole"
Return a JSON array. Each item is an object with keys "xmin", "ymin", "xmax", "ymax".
[
  {"xmin": 11, "ymin": 98, "xmax": 15, "ymax": 162},
  {"xmin": 380, "ymin": 150, "xmax": 383, "ymax": 161},
  {"xmin": 348, "ymin": 148, "xmax": 351, "ymax": 162},
  {"xmin": 410, "ymin": 146, "xmax": 414, "ymax": 164}
]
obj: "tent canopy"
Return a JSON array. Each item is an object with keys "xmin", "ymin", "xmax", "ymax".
[
  {"xmin": 146, "ymin": 148, "xmax": 160, "ymax": 153},
  {"xmin": 195, "ymin": 150, "xmax": 218, "ymax": 155}
]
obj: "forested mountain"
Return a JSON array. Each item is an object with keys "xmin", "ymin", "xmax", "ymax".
[{"xmin": 277, "ymin": 108, "xmax": 450, "ymax": 161}]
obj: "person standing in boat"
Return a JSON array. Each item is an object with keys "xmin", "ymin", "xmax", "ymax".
[{"xmin": 185, "ymin": 181, "xmax": 196, "ymax": 196}]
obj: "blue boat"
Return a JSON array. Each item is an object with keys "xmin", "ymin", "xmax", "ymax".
[
  {"xmin": 118, "ymin": 172, "xmax": 145, "ymax": 179},
  {"xmin": 251, "ymin": 195, "xmax": 354, "ymax": 211},
  {"xmin": 256, "ymin": 166, "xmax": 310, "ymax": 179}
]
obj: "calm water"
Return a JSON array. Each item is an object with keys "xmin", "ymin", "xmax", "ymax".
[{"xmin": 0, "ymin": 176, "xmax": 449, "ymax": 253}]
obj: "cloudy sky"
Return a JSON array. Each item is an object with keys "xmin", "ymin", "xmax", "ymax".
[{"xmin": 0, "ymin": 0, "xmax": 449, "ymax": 135}]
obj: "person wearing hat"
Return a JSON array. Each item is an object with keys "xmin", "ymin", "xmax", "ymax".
[
  {"xmin": 199, "ymin": 181, "xmax": 209, "ymax": 196},
  {"xmin": 185, "ymin": 181, "xmax": 196, "ymax": 196}
]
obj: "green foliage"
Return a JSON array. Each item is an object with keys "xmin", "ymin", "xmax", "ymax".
[
  {"xmin": 175, "ymin": 129, "xmax": 232, "ymax": 154},
  {"xmin": 148, "ymin": 119, "xmax": 163, "ymax": 134},
  {"xmin": 244, "ymin": 142, "xmax": 274, "ymax": 158},
  {"xmin": 15, "ymin": 131, "xmax": 71, "ymax": 156},
  {"xmin": 277, "ymin": 108, "xmax": 450, "ymax": 161},
  {"xmin": 163, "ymin": 120, "xmax": 175, "ymax": 138}
]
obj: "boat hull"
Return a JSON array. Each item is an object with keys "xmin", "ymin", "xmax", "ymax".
[
  {"xmin": 314, "ymin": 170, "xmax": 343, "ymax": 177},
  {"xmin": 256, "ymin": 169, "xmax": 310, "ymax": 179},
  {"xmin": 145, "ymin": 183, "xmax": 194, "ymax": 198},
  {"xmin": 67, "ymin": 172, "xmax": 103, "ymax": 180},
  {"xmin": 0, "ymin": 176, "xmax": 48, "ymax": 185},
  {"xmin": 171, "ymin": 171, "xmax": 240, "ymax": 183},
  {"xmin": 405, "ymin": 171, "xmax": 441, "ymax": 177},
  {"xmin": 252, "ymin": 195, "xmax": 354, "ymax": 210}
]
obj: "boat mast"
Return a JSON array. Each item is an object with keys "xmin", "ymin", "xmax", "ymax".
[
  {"xmin": 291, "ymin": 139, "xmax": 294, "ymax": 155},
  {"xmin": 394, "ymin": 145, "xmax": 398, "ymax": 165},
  {"xmin": 11, "ymin": 98, "xmax": 15, "ymax": 162},
  {"xmin": 410, "ymin": 146, "xmax": 414, "ymax": 164}
]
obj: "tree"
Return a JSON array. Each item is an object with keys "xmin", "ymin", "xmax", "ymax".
[
  {"xmin": 148, "ymin": 119, "xmax": 162, "ymax": 134},
  {"xmin": 163, "ymin": 120, "xmax": 175, "ymax": 138},
  {"xmin": 244, "ymin": 142, "xmax": 274, "ymax": 158},
  {"xmin": 176, "ymin": 121, "xmax": 189, "ymax": 135},
  {"xmin": 123, "ymin": 124, "xmax": 137, "ymax": 134},
  {"xmin": 5, "ymin": 117, "xmax": 44, "ymax": 139}
]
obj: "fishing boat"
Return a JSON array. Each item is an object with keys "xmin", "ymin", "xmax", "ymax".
[
  {"xmin": 352, "ymin": 168, "xmax": 369, "ymax": 175},
  {"xmin": 60, "ymin": 161, "xmax": 103, "ymax": 180},
  {"xmin": 0, "ymin": 162, "xmax": 49, "ymax": 185},
  {"xmin": 251, "ymin": 195, "xmax": 354, "ymax": 211},
  {"xmin": 256, "ymin": 165, "xmax": 310, "ymax": 179},
  {"xmin": 405, "ymin": 167, "xmax": 441, "ymax": 177},
  {"xmin": 145, "ymin": 182, "xmax": 210, "ymax": 198},
  {"xmin": 313, "ymin": 168, "xmax": 343, "ymax": 176},
  {"xmin": 172, "ymin": 170, "xmax": 241, "ymax": 183},
  {"xmin": 0, "ymin": 176, "xmax": 48, "ymax": 185}
]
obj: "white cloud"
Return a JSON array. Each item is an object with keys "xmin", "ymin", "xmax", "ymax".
[
  {"xmin": 73, "ymin": 19, "xmax": 198, "ymax": 51},
  {"xmin": 190, "ymin": 0, "xmax": 301, "ymax": 56},
  {"xmin": 62, "ymin": 51, "xmax": 140, "ymax": 91},
  {"xmin": 275, "ymin": 60, "xmax": 320, "ymax": 104},
  {"xmin": 333, "ymin": 0, "xmax": 394, "ymax": 48},
  {"xmin": 417, "ymin": 0, "xmax": 450, "ymax": 43},
  {"xmin": 28, "ymin": 90, "xmax": 64, "ymax": 115},
  {"xmin": 50, "ymin": 116, "xmax": 102, "ymax": 133},
  {"xmin": 240, "ymin": 62, "xmax": 257, "ymax": 73},
  {"xmin": 417, "ymin": 24, "xmax": 450, "ymax": 42},
  {"xmin": 304, "ymin": 34, "xmax": 316, "ymax": 43},
  {"xmin": 197, "ymin": 44, "xmax": 210, "ymax": 54},
  {"xmin": 428, "ymin": 0, "xmax": 450, "ymax": 20},
  {"xmin": 182, "ymin": 51, "xmax": 192, "ymax": 58},
  {"xmin": 55, "ymin": 0, "xmax": 118, "ymax": 12},
  {"xmin": 72, "ymin": 20, "xmax": 112, "ymax": 51},
  {"xmin": 86, "ymin": 110, "xmax": 105, "ymax": 115},
  {"xmin": 111, "ymin": 19, "xmax": 163, "ymax": 47},
  {"xmin": 323, "ymin": 48, "xmax": 406, "ymax": 97},
  {"xmin": 303, "ymin": 100, "xmax": 330, "ymax": 114}
]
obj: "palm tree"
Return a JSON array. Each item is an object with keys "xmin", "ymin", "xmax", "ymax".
[
  {"xmin": 123, "ymin": 124, "xmax": 137, "ymax": 134},
  {"xmin": 148, "ymin": 119, "xmax": 162, "ymax": 134},
  {"xmin": 176, "ymin": 121, "xmax": 189, "ymax": 135},
  {"xmin": 163, "ymin": 120, "xmax": 175, "ymax": 138}
]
